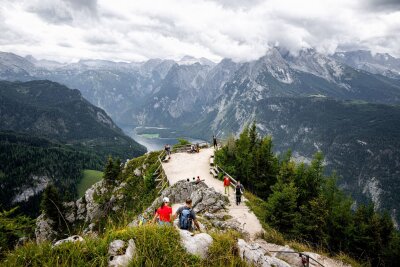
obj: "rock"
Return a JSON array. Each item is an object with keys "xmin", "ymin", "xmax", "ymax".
[
  {"xmin": 179, "ymin": 229, "xmax": 213, "ymax": 259},
  {"xmin": 53, "ymin": 235, "xmax": 84, "ymax": 247},
  {"xmin": 63, "ymin": 201, "xmax": 76, "ymax": 224},
  {"xmin": 133, "ymin": 168, "xmax": 141, "ymax": 176},
  {"xmin": 108, "ymin": 240, "xmax": 127, "ymax": 255},
  {"xmin": 108, "ymin": 239, "xmax": 136, "ymax": 267},
  {"xmin": 35, "ymin": 213, "xmax": 57, "ymax": 244},
  {"xmin": 237, "ymin": 239, "xmax": 291, "ymax": 267},
  {"xmin": 84, "ymin": 181, "xmax": 104, "ymax": 222},
  {"xmin": 83, "ymin": 223, "xmax": 97, "ymax": 236},
  {"xmin": 76, "ymin": 197, "xmax": 86, "ymax": 221}
]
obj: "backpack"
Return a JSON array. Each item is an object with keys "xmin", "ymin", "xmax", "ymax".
[{"xmin": 179, "ymin": 207, "xmax": 192, "ymax": 230}]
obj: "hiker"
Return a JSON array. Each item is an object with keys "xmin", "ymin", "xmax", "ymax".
[
  {"xmin": 223, "ymin": 176, "xmax": 231, "ymax": 196},
  {"xmin": 152, "ymin": 197, "xmax": 172, "ymax": 226},
  {"xmin": 235, "ymin": 181, "xmax": 245, "ymax": 205},
  {"xmin": 173, "ymin": 198, "xmax": 200, "ymax": 231},
  {"xmin": 196, "ymin": 176, "xmax": 201, "ymax": 184},
  {"xmin": 166, "ymin": 144, "xmax": 171, "ymax": 155},
  {"xmin": 213, "ymin": 135, "xmax": 217, "ymax": 149},
  {"xmin": 196, "ymin": 143, "xmax": 200, "ymax": 153}
]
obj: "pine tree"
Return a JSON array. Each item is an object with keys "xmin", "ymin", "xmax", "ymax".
[
  {"xmin": 103, "ymin": 156, "xmax": 115, "ymax": 183},
  {"xmin": 265, "ymin": 179, "xmax": 299, "ymax": 234},
  {"xmin": 40, "ymin": 184, "xmax": 63, "ymax": 229}
]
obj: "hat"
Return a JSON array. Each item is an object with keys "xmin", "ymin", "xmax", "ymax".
[{"xmin": 163, "ymin": 197, "xmax": 170, "ymax": 203}]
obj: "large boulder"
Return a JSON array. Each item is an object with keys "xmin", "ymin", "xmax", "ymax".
[
  {"xmin": 108, "ymin": 239, "xmax": 136, "ymax": 267},
  {"xmin": 140, "ymin": 181, "xmax": 228, "ymax": 220},
  {"xmin": 35, "ymin": 213, "xmax": 57, "ymax": 244},
  {"xmin": 237, "ymin": 239, "xmax": 291, "ymax": 267},
  {"xmin": 179, "ymin": 230, "xmax": 213, "ymax": 259}
]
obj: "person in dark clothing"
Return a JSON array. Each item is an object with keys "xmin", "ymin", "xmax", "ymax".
[
  {"xmin": 173, "ymin": 199, "xmax": 200, "ymax": 231},
  {"xmin": 213, "ymin": 135, "xmax": 217, "ymax": 149},
  {"xmin": 235, "ymin": 181, "xmax": 244, "ymax": 205}
]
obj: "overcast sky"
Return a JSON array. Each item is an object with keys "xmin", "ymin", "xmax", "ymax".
[{"xmin": 0, "ymin": 0, "xmax": 399, "ymax": 62}]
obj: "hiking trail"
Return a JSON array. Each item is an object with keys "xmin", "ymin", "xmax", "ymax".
[{"xmin": 162, "ymin": 147, "xmax": 263, "ymax": 239}]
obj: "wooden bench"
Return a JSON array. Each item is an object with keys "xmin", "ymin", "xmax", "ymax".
[
  {"xmin": 209, "ymin": 157, "xmax": 214, "ymax": 166},
  {"xmin": 210, "ymin": 167, "xmax": 219, "ymax": 178}
]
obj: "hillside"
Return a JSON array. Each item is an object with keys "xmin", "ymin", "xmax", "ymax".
[
  {"xmin": 2, "ymin": 138, "xmax": 399, "ymax": 266},
  {"xmin": 0, "ymin": 80, "xmax": 146, "ymax": 216}
]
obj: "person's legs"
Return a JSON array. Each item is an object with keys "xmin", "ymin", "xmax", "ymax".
[
  {"xmin": 227, "ymin": 186, "xmax": 230, "ymax": 196},
  {"xmin": 236, "ymin": 195, "xmax": 240, "ymax": 205},
  {"xmin": 238, "ymin": 194, "xmax": 242, "ymax": 205},
  {"xmin": 224, "ymin": 186, "xmax": 227, "ymax": 194}
]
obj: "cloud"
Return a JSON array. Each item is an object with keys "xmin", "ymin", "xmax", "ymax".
[
  {"xmin": 364, "ymin": 0, "xmax": 400, "ymax": 11},
  {"xmin": 0, "ymin": 0, "xmax": 399, "ymax": 62}
]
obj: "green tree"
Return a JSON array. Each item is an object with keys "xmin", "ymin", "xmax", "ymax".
[
  {"xmin": 103, "ymin": 156, "xmax": 116, "ymax": 183},
  {"xmin": 0, "ymin": 207, "xmax": 34, "ymax": 256},
  {"xmin": 40, "ymin": 185, "xmax": 64, "ymax": 230},
  {"xmin": 265, "ymin": 180, "xmax": 299, "ymax": 234}
]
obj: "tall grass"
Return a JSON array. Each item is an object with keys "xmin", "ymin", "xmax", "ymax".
[{"xmin": 2, "ymin": 225, "xmax": 249, "ymax": 267}]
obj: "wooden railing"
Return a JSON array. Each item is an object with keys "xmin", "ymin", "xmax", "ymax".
[{"xmin": 154, "ymin": 150, "xmax": 168, "ymax": 193}]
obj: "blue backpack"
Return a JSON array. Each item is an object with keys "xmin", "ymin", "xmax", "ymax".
[{"xmin": 179, "ymin": 207, "xmax": 192, "ymax": 230}]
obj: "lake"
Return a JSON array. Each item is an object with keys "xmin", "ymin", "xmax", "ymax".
[{"xmin": 126, "ymin": 126, "xmax": 207, "ymax": 151}]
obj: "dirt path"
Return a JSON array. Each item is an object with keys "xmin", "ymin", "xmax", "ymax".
[{"xmin": 162, "ymin": 148, "xmax": 263, "ymax": 239}]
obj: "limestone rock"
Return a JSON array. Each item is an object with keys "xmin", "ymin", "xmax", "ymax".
[
  {"xmin": 134, "ymin": 168, "xmax": 141, "ymax": 176},
  {"xmin": 108, "ymin": 239, "xmax": 136, "ymax": 267},
  {"xmin": 63, "ymin": 201, "xmax": 76, "ymax": 224},
  {"xmin": 84, "ymin": 180, "xmax": 104, "ymax": 222},
  {"xmin": 53, "ymin": 235, "xmax": 84, "ymax": 247},
  {"xmin": 35, "ymin": 213, "xmax": 57, "ymax": 244},
  {"xmin": 76, "ymin": 197, "xmax": 86, "ymax": 221},
  {"xmin": 179, "ymin": 229, "xmax": 213, "ymax": 259},
  {"xmin": 108, "ymin": 240, "xmax": 127, "ymax": 255},
  {"xmin": 237, "ymin": 239, "xmax": 291, "ymax": 267}
]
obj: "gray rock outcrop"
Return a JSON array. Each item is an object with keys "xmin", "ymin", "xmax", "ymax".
[
  {"xmin": 35, "ymin": 214, "xmax": 57, "ymax": 244},
  {"xmin": 237, "ymin": 239, "xmax": 291, "ymax": 267},
  {"xmin": 141, "ymin": 180, "xmax": 228, "ymax": 219},
  {"xmin": 108, "ymin": 239, "xmax": 136, "ymax": 267},
  {"xmin": 53, "ymin": 235, "xmax": 84, "ymax": 247},
  {"xmin": 179, "ymin": 230, "xmax": 213, "ymax": 259}
]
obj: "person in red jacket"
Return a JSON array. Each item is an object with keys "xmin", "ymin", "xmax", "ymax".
[
  {"xmin": 223, "ymin": 176, "xmax": 231, "ymax": 196},
  {"xmin": 152, "ymin": 197, "xmax": 172, "ymax": 226}
]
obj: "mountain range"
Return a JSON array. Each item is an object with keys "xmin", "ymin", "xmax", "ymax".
[{"xmin": 1, "ymin": 48, "xmax": 400, "ymax": 224}]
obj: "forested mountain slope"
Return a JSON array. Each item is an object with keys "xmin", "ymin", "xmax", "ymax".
[{"xmin": 0, "ymin": 80, "xmax": 146, "ymax": 216}]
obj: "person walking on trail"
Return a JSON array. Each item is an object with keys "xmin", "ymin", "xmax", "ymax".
[
  {"xmin": 173, "ymin": 198, "xmax": 200, "ymax": 232},
  {"xmin": 152, "ymin": 197, "xmax": 172, "ymax": 226},
  {"xmin": 223, "ymin": 176, "xmax": 231, "ymax": 196},
  {"xmin": 235, "ymin": 181, "xmax": 245, "ymax": 205},
  {"xmin": 213, "ymin": 135, "xmax": 217, "ymax": 149}
]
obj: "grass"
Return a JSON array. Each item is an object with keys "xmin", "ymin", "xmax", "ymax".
[
  {"xmin": 77, "ymin": 169, "xmax": 103, "ymax": 198},
  {"xmin": 1, "ymin": 224, "xmax": 248, "ymax": 267},
  {"xmin": 244, "ymin": 192, "xmax": 285, "ymax": 245}
]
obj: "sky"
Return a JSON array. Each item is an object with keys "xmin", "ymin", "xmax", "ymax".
[{"xmin": 0, "ymin": 0, "xmax": 399, "ymax": 62}]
